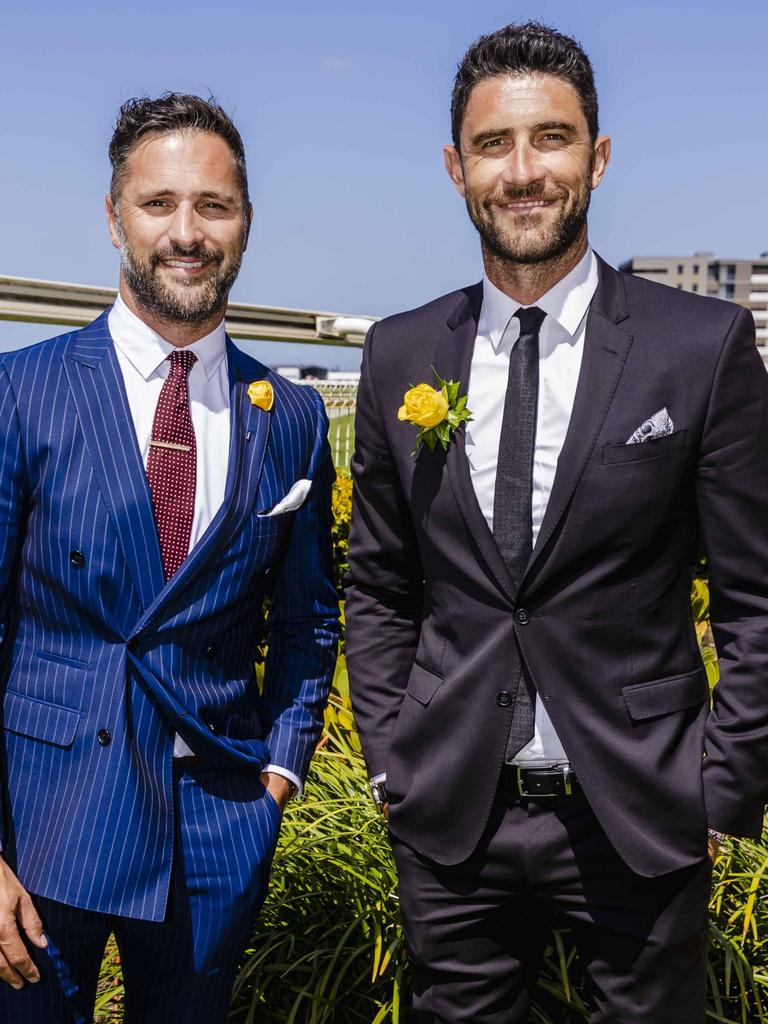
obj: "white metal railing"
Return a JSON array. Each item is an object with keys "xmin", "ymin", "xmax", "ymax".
[
  {"xmin": 0, "ymin": 274, "xmax": 377, "ymax": 348},
  {"xmin": 297, "ymin": 380, "xmax": 357, "ymax": 468}
]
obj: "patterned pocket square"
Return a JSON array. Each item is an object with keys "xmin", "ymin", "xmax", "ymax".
[{"xmin": 626, "ymin": 408, "xmax": 675, "ymax": 445}]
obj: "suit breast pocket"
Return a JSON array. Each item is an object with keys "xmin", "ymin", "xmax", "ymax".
[{"xmin": 603, "ymin": 429, "xmax": 688, "ymax": 466}]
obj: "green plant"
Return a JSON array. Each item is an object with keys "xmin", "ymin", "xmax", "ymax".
[{"xmin": 331, "ymin": 473, "xmax": 353, "ymax": 597}]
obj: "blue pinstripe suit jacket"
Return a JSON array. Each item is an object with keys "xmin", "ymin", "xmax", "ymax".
[{"xmin": 0, "ymin": 311, "xmax": 339, "ymax": 920}]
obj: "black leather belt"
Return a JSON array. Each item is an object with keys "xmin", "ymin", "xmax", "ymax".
[{"xmin": 501, "ymin": 764, "xmax": 581, "ymax": 799}]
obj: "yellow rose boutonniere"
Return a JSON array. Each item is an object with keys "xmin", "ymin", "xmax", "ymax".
[
  {"xmin": 248, "ymin": 380, "xmax": 274, "ymax": 412},
  {"xmin": 398, "ymin": 370, "xmax": 472, "ymax": 454}
]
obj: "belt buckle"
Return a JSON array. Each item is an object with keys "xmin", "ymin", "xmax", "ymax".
[{"xmin": 515, "ymin": 765, "xmax": 573, "ymax": 798}]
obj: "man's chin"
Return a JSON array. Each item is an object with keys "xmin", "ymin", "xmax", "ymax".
[{"xmin": 487, "ymin": 233, "xmax": 567, "ymax": 266}]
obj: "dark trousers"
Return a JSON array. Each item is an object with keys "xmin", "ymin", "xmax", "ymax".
[
  {"xmin": 391, "ymin": 788, "xmax": 711, "ymax": 1023},
  {"xmin": 0, "ymin": 762, "xmax": 282, "ymax": 1023}
]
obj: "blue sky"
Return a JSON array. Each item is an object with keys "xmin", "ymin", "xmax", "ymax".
[{"xmin": 1, "ymin": 0, "xmax": 766, "ymax": 369}]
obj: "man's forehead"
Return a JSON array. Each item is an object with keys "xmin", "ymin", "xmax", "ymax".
[
  {"xmin": 124, "ymin": 129, "xmax": 238, "ymax": 175},
  {"xmin": 464, "ymin": 73, "xmax": 585, "ymax": 126}
]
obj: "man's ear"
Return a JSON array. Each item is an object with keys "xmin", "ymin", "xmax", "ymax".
[
  {"xmin": 243, "ymin": 202, "xmax": 254, "ymax": 251},
  {"xmin": 591, "ymin": 135, "xmax": 611, "ymax": 190},
  {"xmin": 105, "ymin": 194, "xmax": 121, "ymax": 250},
  {"xmin": 443, "ymin": 144, "xmax": 466, "ymax": 198}
]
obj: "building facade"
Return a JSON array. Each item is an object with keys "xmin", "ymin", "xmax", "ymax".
[{"xmin": 619, "ymin": 252, "xmax": 768, "ymax": 349}]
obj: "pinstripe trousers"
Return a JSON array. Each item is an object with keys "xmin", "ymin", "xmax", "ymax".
[{"xmin": 0, "ymin": 761, "xmax": 282, "ymax": 1023}]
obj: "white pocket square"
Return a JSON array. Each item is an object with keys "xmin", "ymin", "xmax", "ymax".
[
  {"xmin": 626, "ymin": 408, "xmax": 674, "ymax": 444},
  {"xmin": 258, "ymin": 478, "xmax": 312, "ymax": 517}
]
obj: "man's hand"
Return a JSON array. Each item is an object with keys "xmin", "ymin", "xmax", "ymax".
[
  {"xmin": 708, "ymin": 835, "xmax": 721, "ymax": 864},
  {"xmin": 259, "ymin": 772, "xmax": 293, "ymax": 813},
  {"xmin": 0, "ymin": 857, "xmax": 46, "ymax": 989}
]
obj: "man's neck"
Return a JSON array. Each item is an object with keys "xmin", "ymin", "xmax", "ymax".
[
  {"xmin": 482, "ymin": 229, "xmax": 589, "ymax": 307},
  {"xmin": 118, "ymin": 283, "xmax": 225, "ymax": 348}
]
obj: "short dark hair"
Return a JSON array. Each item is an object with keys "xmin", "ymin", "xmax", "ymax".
[
  {"xmin": 450, "ymin": 22, "xmax": 599, "ymax": 150},
  {"xmin": 109, "ymin": 92, "xmax": 250, "ymax": 208}
]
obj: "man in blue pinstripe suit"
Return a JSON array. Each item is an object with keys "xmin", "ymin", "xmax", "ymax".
[{"xmin": 0, "ymin": 94, "xmax": 339, "ymax": 1022}]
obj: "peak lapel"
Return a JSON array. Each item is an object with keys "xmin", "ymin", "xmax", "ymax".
[
  {"xmin": 135, "ymin": 340, "xmax": 271, "ymax": 630},
  {"xmin": 525, "ymin": 258, "xmax": 634, "ymax": 584},
  {"xmin": 64, "ymin": 313, "xmax": 165, "ymax": 610},
  {"xmin": 436, "ymin": 285, "xmax": 518, "ymax": 605}
]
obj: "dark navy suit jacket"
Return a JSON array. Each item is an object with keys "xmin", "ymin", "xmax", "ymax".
[
  {"xmin": 0, "ymin": 311, "xmax": 339, "ymax": 920},
  {"xmin": 346, "ymin": 257, "xmax": 768, "ymax": 876}
]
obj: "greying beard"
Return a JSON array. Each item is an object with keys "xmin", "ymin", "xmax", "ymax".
[{"xmin": 114, "ymin": 212, "xmax": 244, "ymax": 326}]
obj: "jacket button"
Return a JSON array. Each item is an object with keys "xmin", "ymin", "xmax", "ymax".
[
  {"xmin": 70, "ymin": 550, "xmax": 86, "ymax": 568},
  {"xmin": 496, "ymin": 691, "xmax": 513, "ymax": 707},
  {"xmin": 515, "ymin": 608, "xmax": 530, "ymax": 625},
  {"xmin": 205, "ymin": 644, "xmax": 217, "ymax": 659},
  {"xmin": 97, "ymin": 729, "xmax": 111, "ymax": 746}
]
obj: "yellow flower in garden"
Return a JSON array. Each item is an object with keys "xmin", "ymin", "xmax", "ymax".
[
  {"xmin": 398, "ymin": 383, "xmax": 449, "ymax": 429},
  {"xmin": 248, "ymin": 380, "xmax": 274, "ymax": 411}
]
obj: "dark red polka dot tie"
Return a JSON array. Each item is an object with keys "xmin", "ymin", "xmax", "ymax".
[{"xmin": 146, "ymin": 349, "xmax": 197, "ymax": 580}]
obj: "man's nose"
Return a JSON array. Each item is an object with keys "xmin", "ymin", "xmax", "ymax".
[
  {"xmin": 167, "ymin": 202, "xmax": 205, "ymax": 250},
  {"xmin": 499, "ymin": 142, "xmax": 546, "ymax": 189}
]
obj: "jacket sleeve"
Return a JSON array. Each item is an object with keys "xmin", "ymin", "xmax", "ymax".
[
  {"xmin": 0, "ymin": 364, "xmax": 29, "ymax": 850},
  {"xmin": 345, "ymin": 324, "xmax": 424, "ymax": 777},
  {"xmin": 261, "ymin": 387, "xmax": 340, "ymax": 784},
  {"xmin": 698, "ymin": 307, "xmax": 768, "ymax": 837}
]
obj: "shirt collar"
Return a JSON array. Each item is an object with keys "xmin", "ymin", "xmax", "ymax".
[
  {"xmin": 108, "ymin": 292, "xmax": 228, "ymax": 381},
  {"xmin": 481, "ymin": 246, "xmax": 598, "ymax": 352}
]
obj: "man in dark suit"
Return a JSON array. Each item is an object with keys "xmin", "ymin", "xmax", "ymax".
[
  {"xmin": 345, "ymin": 22, "xmax": 768, "ymax": 1023},
  {"xmin": 0, "ymin": 94, "xmax": 338, "ymax": 1022}
]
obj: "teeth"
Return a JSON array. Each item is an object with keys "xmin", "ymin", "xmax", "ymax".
[
  {"xmin": 503, "ymin": 200, "xmax": 551, "ymax": 208},
  {"xmin": 166, "ymin": 260, "xmax": 205, "ymax": 268}
]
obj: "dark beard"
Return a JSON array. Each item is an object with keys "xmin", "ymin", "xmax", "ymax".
[
  {"xmin": 466, "ymin": 177, "xmax": 591, "ymax": 267},
  {"xmin": 119, "ymin": 239, "xmax": 243, "ymax": 326}
]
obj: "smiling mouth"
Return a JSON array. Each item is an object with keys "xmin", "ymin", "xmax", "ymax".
[
  {"xmin": 162, "ymin": 259, "xmax": 209, "ymax": 270},
  {"xmin": 497, "ymin": 199, "xmax": 557, "ymax": 211}
]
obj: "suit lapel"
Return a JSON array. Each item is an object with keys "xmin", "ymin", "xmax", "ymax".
[
  {"xmin": 524, "ymin": 257, "xmax": 634, "ymax": 583},
  {"xmin": 64, "ymin": 313, "xmax": 166, "ymax": 609},
  {"xmin": 436, "ymin": 285, "xmax": 519, "ymax": 605},
  {"xmin": 135, "ymin": 340, "xmax": 271, "ymax": 630}
]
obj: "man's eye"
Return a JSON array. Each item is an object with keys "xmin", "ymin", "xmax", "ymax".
[
  {"xmin": 483, "ymin": 138, "xmax": 505, "ymax": 149},
  {"xmin": 145, "ymin": 200, "xmax": 169, "ymax": 207},
  {"xmin": 542, "ymin": 134, "xmax": 565, "ymax": 142},
  {"xmin": 203, "ymin": 202, "xmax": 225, "ymax": 210}
]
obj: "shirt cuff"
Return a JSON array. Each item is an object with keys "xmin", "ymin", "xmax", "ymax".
[
  {"xmin": 371, "ymin": 772, "xmax": 386, "ymax": 784},
  {"xmin": 264, "ymin": 764, "xmax": 303, "ymax": 799}
]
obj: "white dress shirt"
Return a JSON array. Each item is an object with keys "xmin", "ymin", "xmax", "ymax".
[
  {"xmin": 466, "ymin": 247, "xmax": 599, "ymax": 764},
  {"xmin": 108, "ymin": 294, "xmax": 301, "ymax": 793}
]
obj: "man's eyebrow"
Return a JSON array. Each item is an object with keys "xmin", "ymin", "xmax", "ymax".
[
  {"xmin": 135, "ymin": 189, "xmax": 176, "ymax": 200},
  {"xmin": 533, "ymin": 120, "xmax": 578, "ymax": 134},
  {"xmin": 134, "ymin": 189, "xmax": 237, "ymax": 203},
  {"xmin": 199, "ymin": 190, "xmax": 237, "ymax": 204},
  {"xmin": 468, "ymin": 121, "xmax": 578, "ymax": 146}
]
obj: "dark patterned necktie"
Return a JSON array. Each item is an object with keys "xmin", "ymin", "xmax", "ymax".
[
  {"xmin": 493, "ymin": 306, "xmax": 546, "ymax": 759},
  {"xmin": 146, "ymin": 349, "xmax": 197, "ymax": 580}
]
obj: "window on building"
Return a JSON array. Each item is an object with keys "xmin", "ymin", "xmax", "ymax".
[
  {"xmin": 693, "ymin": 265, "xmax": 699, "ymax": 274},
  {"xmin": 719, "ymin": 284, "xmax": 735, "ymax": 299},
  {"xmin": 692, "ymin": 284, "xmax": 698, "ymax": 292},
  {"xmin": 677, "ymin": 264, "xmax": 684, "ymax": 274}
]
